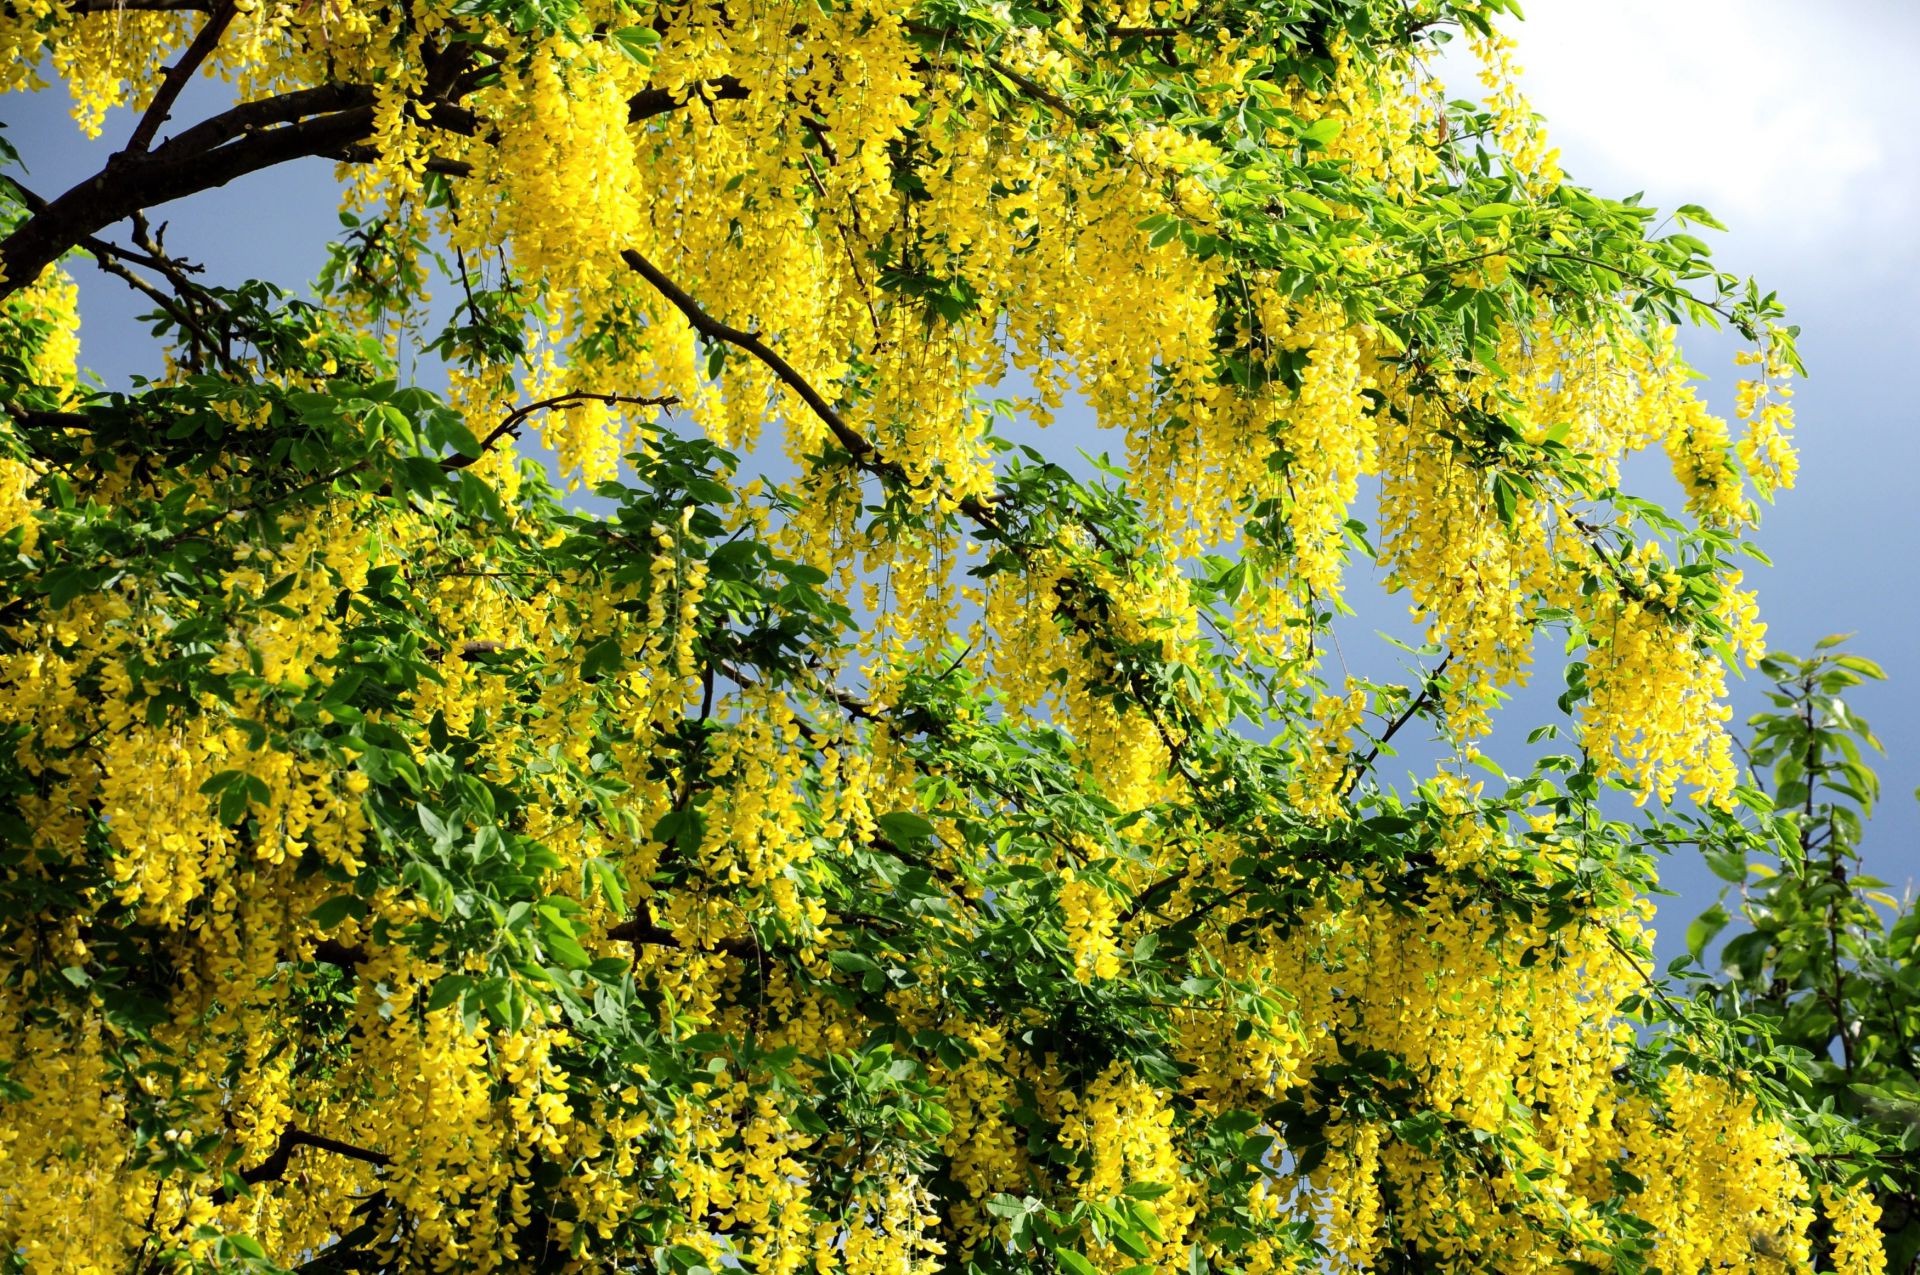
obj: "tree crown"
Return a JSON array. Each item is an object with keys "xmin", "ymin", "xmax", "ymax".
[{"xmin": 0, "ymin": 1, "xmax": 1886, "ymax": 1272}]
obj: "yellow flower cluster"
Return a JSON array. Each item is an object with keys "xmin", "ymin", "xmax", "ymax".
[
  {"xmin": 1059, "ymin": 869, "xmax": 1124, "ymax": 983},
  {"xmin": 1617, "ymin": 1073, "xmax": 1816, "ymax": 1272},
  {"xmin": 1288, "ymin": 685, "xmax": 1365, "ymax": 821},
  {"xmin": 1057, "ymin": 1066, "xmax": 1199, "ymax": 1267},
  {"xmin": 0, "ymin": 262, "xmax": 75, "ymax": 546},
  {"xmin": 1736, "ymin": 335, "xmax": 1801, "ymax": 497},
  {"xmin": 1823, "ymin": 1183, "xmax": 1890, "ymax": 1275},
  {"xmin": 1577, "ymin": 541, "xmax": 1742, "ymax": 806},
  {"xmin": 1469, "ymin": 29, "xmax": 1562, "ymax": 190},
  {"xmin": 0, "ymin": 2, "xmax": 1856, "ymax": 1270},
  {"xmin": 0, "ymin": 449, "xmax": 724, "ymax": 1265}
]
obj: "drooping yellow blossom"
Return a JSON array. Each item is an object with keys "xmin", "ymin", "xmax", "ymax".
[{"xmin": 0, "ymin": 1, "xmax": 1858, "ymax": 1272}]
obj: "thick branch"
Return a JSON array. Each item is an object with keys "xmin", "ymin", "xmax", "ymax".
[
  {"xmin": 607, "ymin": 898, "xmax": 756, "ymax": 958},
  {"xmin": 628, "ymin": 75, "xmax": 748, "ymax": 123},
  {"xmin": 212, "ymin": 1127, "xmax": 390, "ymax": 1204},
  {"xmin": 329, "ymin": 143, "xmax": 473, "ymax": 179},
  {"xmin": 3, "ymin": 62, "xmax": 742, "ymax": 301},
  {"xmin": 0, "ymin": 37, "xmax": 478, "ymax": 298},
  {"xmin": 0, "ymin": 99, "xmax": 376, "ymax": 298},
  {"xmin": 153, "ymin": 81, "xmax": 375, "ymax": 158}
]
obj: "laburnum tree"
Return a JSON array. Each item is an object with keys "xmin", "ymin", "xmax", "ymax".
[
  {"xmin": 0, "ymin": 0, "xmax": 1896, "ymax": 1271},
  {"xmin": 1677, "ymin": 646, "xmax": 1920, "ymax": 1275}
]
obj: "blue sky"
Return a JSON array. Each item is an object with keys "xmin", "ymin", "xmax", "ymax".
[
  {"xmin": 6, "ymin": 2, "xmax": 1915, "ymax": 952},
  {"xmin": 1498, "ymin": 0, "xmax": 1920, "ymax": 930}
]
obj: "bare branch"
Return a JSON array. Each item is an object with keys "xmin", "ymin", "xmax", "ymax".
[
  {"xmin": 122, "ymin": 0, "xmax": 236, "ymax": 153},
  {"xmin": 1342, "ymin": 652, "xmax": 1453, "ymax": 797},
  {"xmin": 212, "ymin": 1127, "xmax": 390, "ymax": 1204},
  {"xmin": 620, "ymin": 247, "xmax": 874, "ymax": 464},
  {"xmin": 628, "ymin": 75, "xmax": 748, "ymax": 123},
  {"xmin": 443, "ymin": 391, "xmax": 678, "ymax": 471},
  {"xmin": 83, "ymin": 247, "xmax": 219, "ymax": 369},
  {"xmin": 608, "ymin": 898, "xmax": 756, "ymax": 958}
]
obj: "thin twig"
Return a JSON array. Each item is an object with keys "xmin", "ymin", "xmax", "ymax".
[
  {"xmin": 1342, "ymin": 652, "xmax": 1453, "ymax": 797},
  {"xmin": 443, "ymin": 391, "xmax": 678, "ymax": 471},
  {"xmin": 617, "ymin": 247, "xmax": 1006, "ymax": 534},
  {"xmin": 620, "ymin": 248, "xmax": 871, "ymax": 462},
  {"xmin": 84, "ymin": 248, "xmax": 224, "ymax": 370}
]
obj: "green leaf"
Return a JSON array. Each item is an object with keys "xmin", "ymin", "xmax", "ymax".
[
  {"xmin": 1490, "ymin": 473, "xmax": 1518, "ymax": 526},
  {"xmin": 985, "ymin": 1194, "xmax": 1034, "ymax": 1220},
  {"xmin": 876, "ymin": 811, "xmax": 935, "ymax": 845},
  {"xmin": 1703, "ymin": 850, "xmax": 1748, "ymax": 884},
  {"xmin": 1834, "ymin": 655, "xmax": 1886, "ymax": 681},
  {"xmin": 1297, "ymin": 117, "xmax": 1342, "ymax": 147},
  {"xmin": 1055, "ymin": 1250, "xmax": 1101, "ymax": 1275},
  {"xmin": 1674, "ymin": 202, "xmax": 1727, "ymax": 231},
  {"xmin": 543, "ymin": 929, "xmax": 592, "ymax": 969},
  {"xmin": 610, "ymin": 24, "xmax": 660, "ymax": 63},
  {"xmin": 581, "ymin": 637, "xmax": 624, "ymax": 678},
  {"xmin": 1686, "ymin": 903, "xmax": 1730, "ymax": 961},
  {"xmin": 426, "ymin": 974, "xmax": 472, "ymax": 1014},
  {"xmin": 1468, "ymin": 201, "xmax": 1520, "ymax": 221},
  {"xmin": 225, "ymin": 1234, "xmax": 268, "ymax": 1260},
  {"xmin": 198, "ymin": 769, "xmax": 249, "ymax": 796},
  {"xmin": 309, "ymin": 895, "xmax": 368, "ymax": 928},
  {"xmin": 218, "ymin": 780, "xmax": 257, "ymax": 825},
  {"xmin": 585, "ymin": 857, "xmax": 626, "ymax": 913}
]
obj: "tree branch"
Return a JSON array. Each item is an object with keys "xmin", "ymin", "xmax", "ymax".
[
  {"xmin": 0, "ymin": 98, "xmax": 376, "ymax": 298},
  {"xmin": 3, "ymin": 56, "xmax": 747, "ymax": 302},
  {"xmin": 607, "ymin": 897, "xmax": 756, "ymax": 958},
  {"xmin": 616, "ymin": 247, "xmax": 1017, "ymax": 535},
  {"xmin": 150, "ymin": 81, "xmax": 373, "ymax": 158},
  {"xmin": 902, "ymin": 22, "xmax": 1093, "ymax": 126},
  {"xmin": 328, "ymin": 143, "xmax": 473, "ymax": 179},
  {"xmin": 83, "ymin": 245, "xmax": 219, "ymax": 368},
  {"xmin": 443, "ymin": 391, "xmax": 678, "ymax": 471},
  {"xmin": 121, "ymin": 0, "xmax": 235, "ymax": 154},
  {"xmin": 619, "ymin": 247, "xmax": 873, "ymax": 464},
  {"xmin": 628, "ymin": 75, "xmax": 748, "ymax": 123},
  {"xmin": 212, "ymin": 1127, "xmax": 390, "ymax": 1204},
  {"xmin": 1342, "ymin": 652, "xmax": 1453, "ymax": 797}
]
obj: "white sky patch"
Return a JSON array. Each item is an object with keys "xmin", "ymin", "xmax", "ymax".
[{"xmin": 1443, "ymin": 1, "xmax": 1919, "ymax": 262}]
